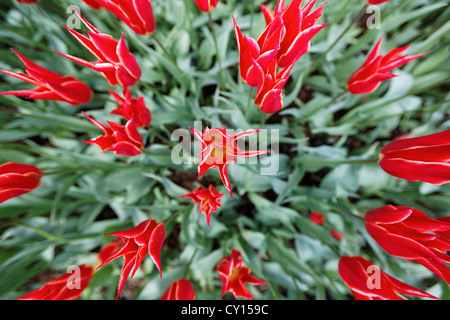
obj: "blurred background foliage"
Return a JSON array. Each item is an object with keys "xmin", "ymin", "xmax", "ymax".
[{"xmin": 0, "ymin": 0, "xmax": 449, "ymax": 300}]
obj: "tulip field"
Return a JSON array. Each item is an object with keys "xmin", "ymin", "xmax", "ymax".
[{"xmin": 0, "ymin": 0, "xmax": 449, "ymax": 301}]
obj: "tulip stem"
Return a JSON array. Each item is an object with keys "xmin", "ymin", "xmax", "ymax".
[
  {"xmin": 151, "ymin": 33, "xmax": 173, "ymax": 61},
  {"xmin": 12, "ymin": 222, "xmax": 99, "ymax": 243},
  {"xmin": 267, "ymin": 238, "xmax": 306, "ymax": 300},
  {"xmin": 245, "ymin": 87, "xmax": 255, "ymax": 121},
  {"xmin": 151, "ymin": 33, "xmax": 190, "ymax": 84},
  {"xmin": 301, "ymin": 158, "xmax": 379, "ymax": 166},
  {"xmin": 308, "ymin": 197, "xmax": 364, "ymax": 221},
  {"xmin": 208, "ymin": 11, "xmax": 225, "ymax": 87},
  {"xmin": 139, "ymin": 81, "xmax": 188, "ymax": 117},
  {"xmin": 183, "ymin": 245, "xmax": 200, "ymax": 279},
  {"xmin": 42, "ymin": 165, "xmax": 127, "ymax": 175},
  {"xmin": 311, "ymin": 4, "xmax": 368, "ymax": 72}
]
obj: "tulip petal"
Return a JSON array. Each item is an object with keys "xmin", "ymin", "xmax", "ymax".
[
  {"xmin": 379, "ymin": 158, "xmax": 450, "ymax": 185},
  {"xmin": 148, "ymin": 223, "xmax": 165, "ymax": 278}
]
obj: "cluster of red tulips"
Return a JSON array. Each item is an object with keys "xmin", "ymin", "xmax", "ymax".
[{"xmin": 1, "ymin": 0, "xmax": 448, "ymax": 300}]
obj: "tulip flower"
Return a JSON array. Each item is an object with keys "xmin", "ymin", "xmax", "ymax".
[
  {"xmin": 92, "ymin": 0, "xmax": 156, "ymax": 35},
  {"xmin": 193, "ymin": 0, "xmax": 219, "ymax": 12},
  {"xmin": 253, "ymin": 59, "xmax": 295, "ymax": 113},
  {"xmin": 330, "ymin": 229, "xmax": 344, "ymax": 241},
  {"xmin": 0, "ymin": 162, "xmax": 43, "ymax": 204},
  {"xmin": 161, "ymin": 279, "xmax": 196, "ymax": 300},
  {"xmin": 436, "ymin": 217, "xmax": 450, "ymax": 242},
  {"xmin": 82, "ymin": 0, "xmax": 102, "ymax": 9},
  {"xmin": 16, "ymin": 241, "xmax": 121, "ymax": 300},
  {"xmin": 15, "ymin": 0, "xmax": 39, "ymax": 3},
  {"xmin": 16, "ymin": 264, "xmax": 94, "ymax": 300},
  {"xmin": 338, "ymin": 256, "xmax": 438, "ymax": 300},
  {"xmin": 378, "ymin": 129, "xmax": 450, "ymax": 185},
  {"xmin": 365, "ymin": 205, "xmax": 450, "ymax": 284},
  {"xmin": 0, "ymin": 49, "xmax": 92, "ymax": 105},
  {"xmin": 55, "ymin": 9, "xmax": 141, "ymax": 88},
  {"xmin": 82, "ymin": 112, "xmax": 145, "ymax": 156},
  {"xmin": 190, "ymin": 127, "xmax": 268, "ymax": 198},
  {"xmin": 96, "ymin": 219, "xmax": 166, "ymax": 299},
  {"xmin": 233, "ymin": 15, "xmax": 284, "ymax": 87},
  {"xmin": 109, "ymin": 88, "xmax": 151, "ymax": 128},
  {"xmin": 366, "ymin": 0, "xmax": 391, "ymax": 4},
  {"xmin": 233, "ymin": 15, "xmax": 289, "ymax": 113},
  {"xmin": 180, "ymin": 185, "xmax": 224, "ymax": 227},
  {"xmin": 260, "ymin": 0, "xmax": 328, "ymax": 68},
  {"xmin": 216, "ymin": 249, "xmax": 268, "ymax": 299},
  {"xmin": 347, "ymin": 36, "xmax": 427, "ymax": 94},
  {"xmin": 310, "ymin": 211, "xmax": 325, "ymax": 224}
]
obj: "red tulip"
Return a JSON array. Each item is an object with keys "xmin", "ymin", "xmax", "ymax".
[
  {"xmin": 16, "ymin": 264, "xmax": 94, "ymax": 300},
  {"xmin": 96, "ymin": 219, "xmax": 166, "ymax": 299},
  {"xmin": 233, "ymin": 15, "xmax": 289, "ymax": 113},
  {"xmin": 260, "ymin": 0, "xmax": 328, "ymax": 68},
  {"xmin": 55, "ymin": 9, "xmax": 141, "ymax": 88},
  {"xmin": 378, "ymin": 129, "xmax": 450, "ymax": 185},
  {"xmin": 193, "ymin": 0, "xmax": 219, "ymax": 12},
  {"xmin": 109, "ymin": 88, "xmax": 151, "ymax": 128},
  {"xmin": 310, "ymin": 211, "xmax": 325, "ymax": 224},
  {"xmin": 233, "ymin": 15, "xmax": 284, "ymax": 87},
  {"xmin": 92, "ymin": 0, "xmax": 156, "ymax": 35},
  {"xmin": 190, "ymin": 127, "xmax": 268, "ymax": 198},
  {"xmin": 338, "ymin": 256, "xmax": 438, "ymax": 300},
  {"xmin": 161, "ymin": 279, "xmax": 196, "ymax": 300},
  {"xmin": 0, "ymin": 49, "xmax": 92, "ymax": 105},
  {"xmin": 216, "ymin": 249, "xmax": 268, "ymax": 299},
  {"xmin": 347, "ymin": 36, "xmax": 427, "ymax": 94},
  {"xmin": 234, "ymin": 1, "xmax": 327, "ymax": 114},
  {"xmin": 0, "ymin": 162, "xmax": 43, "ymax": 204},
  {"xmin": 82, "ymin": 0, "xmax": 103, "ymax": 9},
  {"xmin": 16, "ymin": 241, "xmax": 121, "ymax": 300},
  {"xmin": 330, "ymin": 229, "xmax": 344, "ymax": 241},
  {"xmin": 179, "ymin": 185, "xmax": 224, "ymax": 227},
  {"xmin": 365, "ymin": 205, "xmax": 450, "ymax": 284},
  {"xmin": 82, "ymin": 112, "xmax": 145, "ymax": 156},
  {"xmin": 253, "ymin": 59, "xmax": 295, "ymax": 113},
  {"xmin": 366, "ymin": 0, "xmax": 391, "ymax": 4}
]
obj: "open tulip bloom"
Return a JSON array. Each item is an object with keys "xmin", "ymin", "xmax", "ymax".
[
  {"xmin": 179, "ymin": 185, "xmax": 224, "ymax": 227},
  {"xmin": 378, "ymin": 129, "xmax": 450, "ymax": 185},
  {"xmin": 191, "ymin": 127, "xmax": 268, "ymax": 198},
  {"xmin": 216, "ymin": 249, "xmax": 268, "ymax": 299},
  {"xmin": 96, "ymin": 219, "xmax": 166, "ymax": 299},
  {"xmin": 365, "ymin": 205, "xmax": 450, "ymax": 284},
  {"xmin": 0, "ymin": 49, "xmax": 92, "ymax": 105},
  {"xmin": 109, "ymin": 88, "xmax": 151, "ymax": 128},
  {"xmin": 0, "ymin": 162, "xmax": 43, "ymax": 204},
  {"xmin": 55, "ymin": 9, "xmax": 141, "ymax": 88},
  {"xmin": 338, "ymin": 256, "xmax": 437, "ymax": 300},
  {"xmin": 347, "ymin": 36, "xmax": 427, "ymax": 94},
  {"xmin": 83, "ymin": 112, "xmax": 145, "ymax": 156}
]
